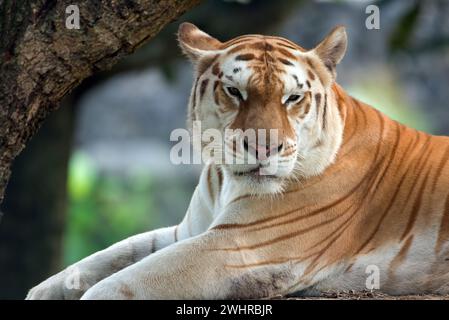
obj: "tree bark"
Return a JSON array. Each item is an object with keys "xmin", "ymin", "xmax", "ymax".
[
  {"xmin": 0, "ymin": 98, "xmax": 74, "ymax": 299},
  {"xmin": 0, "ymin": 0, "xmax": 202, "ymax": 204}
]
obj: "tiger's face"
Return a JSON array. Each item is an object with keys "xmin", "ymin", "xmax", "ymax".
[{"xmin": 178, "ymin": 23, "xmax": 347, "ymax": 194}]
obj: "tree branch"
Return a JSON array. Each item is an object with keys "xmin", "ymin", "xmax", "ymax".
[{"xmin": 0, "ymin": 0, "xmax": 202, "ymax": 203}]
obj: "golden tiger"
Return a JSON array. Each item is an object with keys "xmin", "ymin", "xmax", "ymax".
[{"xmin": 27, "ymin": 23, "xmax": 449, "ymax": 300}]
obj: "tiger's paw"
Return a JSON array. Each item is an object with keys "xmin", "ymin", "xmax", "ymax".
[
  {"xmin": 81, "ymin": 278, "xmax": 137, "ymax": 300},
  {"xmin": 26, "ymin": 267, "xmax": 92, "ymax": 300}
]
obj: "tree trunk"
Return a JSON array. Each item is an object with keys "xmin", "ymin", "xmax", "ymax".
[
  {"xmin": 0, "ymin": 0, "xmax": 202, "ymax": 204},
  {"xmin": 0, "ymin": 98, "xmax": 74, "ymax": 299}
]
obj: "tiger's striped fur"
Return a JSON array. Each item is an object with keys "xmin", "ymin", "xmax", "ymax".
[{"xmin": 27, "ymin": 23, "xmax": 449, "ymax": 300}]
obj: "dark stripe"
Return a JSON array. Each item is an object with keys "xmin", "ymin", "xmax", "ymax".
[
  {"xmin": 150, "ymin": 237, "xmax": 156, "ymax": 254},
  {"xmin": 355, "ymin": 134, "xmax": 432, "ymax": 254},
  {"xmin": 281, "ymin": 147, "xmax": 295, "ymax": 157},
  {"xmin": 306, "ymin": 170, "xmax": 386, "ymax": 273},
  {"xmin": 299, "ymin": 102, "xmax": 311, "ymax": 119},
  {"xmin": 216, "ymin": 166, "xmax": 223, "ymax": 196},
  {"xmin": 305, "ymin": 57, "xmax": 314, "ymax": 69},
  {"xmin": 197, "ymin": 54, "xmax": 219, "ymax": 79},
  {"xmin": 352, "ymin": 98, "xmax": 368, "ymax": 126},
  {"xmin": 345, "ymin": 263, "xmax": 354, "ymax": 273},
  {"xmin": 219, "ymin": 210, "xmax": 348, "ymax": 252},
  {"xmin": 395, "ymin": 129, "xmax": 420, "ymax": 167},
  {"xmin": 252, "ymin": 159, "xmax": 384, "ymax": 235},
  {"xmin": 207, "ymin": 165, "xmax": 214, "ymax": 200},
  {"xmin": 174, "ymin": 225, "xmax": 178, "ymax": 242},
  {"xmin": 232, "ymin": 139, "xmax": 237, "ymax": 154},
  {"xmin": 401, "ymin": 135, "xmax": 433, "ymax": 194},
  {"xmin": 305, "ymin": 57, "xmax": 325, "ymax": 85},
  {"xmin": 200, "ymin": 79, "xmax": 209, "ymax": 100},
  {"xmin": 349, "ymin": 110, "xmax": 385, "ymax": 173},
  {"xmin": 216, "ymin": 158, "xmax": 383, "ymax": 235},
  {"xmin": 271, "ymin": 37, "xmax": 304, "ymax": 51},
  {"xmin": 276, "ymin": 42, "xmax": 299, "ymax": 51},
  {"xmin": 432, "ymin": 146, "xmax": 449, "ymax": 192},
  {"xmin": 225, "ymin": 257, "xmax": 295, "ymax": 269},
  {"xmin": 235, "ymin": 53, "xmax": 255, "ymax": 61},
  {"xmin": 306, "ymin": 80, "xmax": 311, "ymax": 89},
  {"xmin": 357, "ymin": 122, "xmax": 406, "ymax": 253},
  {"xmin": 314, "ymin": 93, "xmax": 322, "ymax": 110},
  {"xmin": 212, "ymin": 63, "xmax": 220, "ymax": 76},
  {"xmin": 191, "ymin": 77, "xmax": 199, "ymax": 113},
  {"xmin": 307, "ymin": 69, "xmax": 316, "ymax": 81},
  {"xmin": 224, "ymin": 249, "xmax": 319, "ymax": 269},
  {"xmin": 342, "ymin": 98, "xmax": 359, "ymax": 145},
  {"xmin": 352, "ymin": 117, "xmax": 406, "ymax": 254},
  {"xmin": 436, "ymin": 194, "xmax": 449, "ymax": 253},
  {"xmin": 276, "ymin": 47, "xmax": 296, "ymax": 59},
  {"xmin": 213, "ymin": 80, "xmax": 220, "ymax": 105},
  {"xmin": 222, "ymin": 36, "xmax": 260, "ymax": 48},
  {"xmin": 302, "ymin": 220, "xmax": 349, "ymax": 276},
  {"xmin": 376, "ymin": 109, "xmax": 386, "ymax": 142},
  {"xmin": 213, "ymin": 205, "xmax": 302, "ymax": 231},
  {"xmin": 230, "ymin": 194, "xmax": 252, "ymax": 204},
  {"xmin": 227, "ymin": 43, "xmax": 249, "ymax": 54},
  {"xmin": 279, "ymin": 58, "xmax": 294, "ymax": 66},
  {"xmin": 248, "ymin": 42, "xmax": 266, "ymax": 51},
  {"xmin": 355, "ymin": 169, "xmax": 408, "ymax": 254},
  {"xmin": 368, "ymin": 123, "xmax": 402, "ymax": 195},
  {"xmin": 322, "ymin": 94, "xmax": 327, "ymax": 131},
  {"xmin": 399, "ymin": 235, "xmax": 414, "ymax": 259},
  {"xmin": 253, "ymin": 198, "xmax": 353, "ymax": 236},
  {"xmin": 390, "ymin": 235, "xmax": 414, "ymax": 274},
  {"xmin": 359, "ymin": 103, "xmax": 368, "ymax": 126},
  {"xmin": 400, "ymin": 167, "xmax": 431, "ymax": 240},
  {"xmin": 292, "ymin": 75, "xmax": 300, "ymax": 87}
]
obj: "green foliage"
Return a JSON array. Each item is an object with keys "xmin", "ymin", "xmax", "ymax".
[
  {"xmin": 347, "ymin": 70, "xmax": 432, "ymax": 133},
  {"xmin": 389, "ymin": 1, "xmax": 421, "ymax": 52},
  {"xmin": 64, "ymin": 151, "xmax": 157, "ymax": 266}
]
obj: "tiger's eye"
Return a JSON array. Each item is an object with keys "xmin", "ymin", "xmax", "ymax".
[
  {"xmin": 286, "ymin": 94, "xmax": 302, "ymax": 103},
  {"xmin": 226, "ymin": 87, "xmax": 243, "ymax": 100}
]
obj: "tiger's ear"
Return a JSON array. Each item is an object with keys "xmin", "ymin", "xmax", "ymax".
[
  {"xmin": 312, "ymin": 26, "xmax": 347, "ymax": 77},
  {"xmin": 178, "ymin": 23, "xmax": 222, "ymax": 62}
]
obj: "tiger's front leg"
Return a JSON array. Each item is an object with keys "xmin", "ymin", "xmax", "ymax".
[
  {"xmin": 27, "ymin": 165, "xmax": 217, "ymax": 300},
  {"xmin": 25, "ymin": 226, "xmax": 180, "ymax": 300},
  {"xmin": 80, "ymin": 229, "xmax": 298, "ymax": 300}
]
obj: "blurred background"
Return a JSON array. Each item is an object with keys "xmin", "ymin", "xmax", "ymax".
[{"xmin": 1, "ymin": 0, "xmax": 448, "ymax": 299}]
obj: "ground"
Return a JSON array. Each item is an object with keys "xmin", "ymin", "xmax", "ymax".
[{"xmin": 271, "ymin": 291, "xmax": 449, "ymax": 300}]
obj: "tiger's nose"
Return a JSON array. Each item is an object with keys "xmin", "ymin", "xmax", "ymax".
[{"xmin": 243, "ymin": 137, "xmax": 283, "ymax": 160}]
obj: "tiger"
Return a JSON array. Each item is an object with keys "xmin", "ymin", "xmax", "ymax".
[{"xmin": 27, "ymin": 22, "xmax": 449, "ymax": 300}]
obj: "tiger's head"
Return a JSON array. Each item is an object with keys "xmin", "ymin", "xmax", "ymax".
[{"xmin": 178, "ymin": 23, "xmax": 347, "ymax": 194}]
